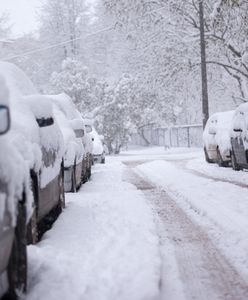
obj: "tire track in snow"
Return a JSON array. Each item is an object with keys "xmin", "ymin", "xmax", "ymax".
[{"xmin": 123, "ymin": 161, "xmax": 248, "ymax": 300}]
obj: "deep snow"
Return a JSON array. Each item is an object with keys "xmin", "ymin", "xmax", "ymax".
[
  {"xmin": 26, "ymin": 161, "xmax": 160, "ymax": 300},
  {"xmin": 25, "ymin": 146, "xmax": 248, "ymax": 300}
]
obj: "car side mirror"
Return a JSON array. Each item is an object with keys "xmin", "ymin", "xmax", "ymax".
[
  {"xmin": 208, "ymin": 126, "xmax": 216, "ymax": 135},
  {"xmin": 0, "ymin": 105, "xmax": 10, "ymax": 135}
]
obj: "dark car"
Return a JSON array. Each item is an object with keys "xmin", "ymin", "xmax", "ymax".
[{"xmin": 230, "ymin": 103, "xmax": 248, "ymax": 171}]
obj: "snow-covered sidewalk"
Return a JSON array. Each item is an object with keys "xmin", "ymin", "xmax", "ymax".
[{"xmin": 26, "ymin": 161, "xmax": 160, "ymax": 300}]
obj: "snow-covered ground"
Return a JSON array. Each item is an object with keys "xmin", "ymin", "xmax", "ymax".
[
  {"xmin": 26, "ymin": 146, "xmax": 248, "ymax": 300},
  {"xmin": 26, "ymin": 161, "xmax": 160, "ymax": 300}
]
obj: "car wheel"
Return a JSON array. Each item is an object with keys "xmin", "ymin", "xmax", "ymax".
[
  {"xmin": 27, "ymin": 171, "xmax": 39, "ymax": 244},
  {"xmin": 7, "ymin": 194, "xmax": 27, "ymax": 299},
  {"xmin": 59, "ymin": 166, "xmax": 65, "ymax": 209},
  {"xmin": 71, "ymin": 165, "xmax": 77, "ymax": 193},
  {"xmin": 204, "ymin": 147, "xmax": 214, "ymax": 163},
  {"xmin": 231, "ymin": 151, "xmax": 242, "ymax": 171},
  {"xmin": 88, "ymin": 165, "xmax": 91, "ymax": 180},
  {"xmin": 216, "ymin": 148, "xmax": 228, "ymax": 167},
  {"xmin": 26, "ymin": 209, "xmax": 38, "ymax": 245}
]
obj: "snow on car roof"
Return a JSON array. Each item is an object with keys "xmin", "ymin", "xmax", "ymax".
[
  {"xmin": 208, "ymin": 110, "xmax": 234, "ymax": 130},
  {"xmin": 46, "ymin": 93, "xmax": 80, "ymax": 120},
  {"xmin": 236, "ymin": 102, "xmax": 248, "ymax": 113},
  {"xmin": 23, "ymin": 95, "xmax": 54, "ymax": 119},
  {"xmin": 0, "ymin": 61, "xmax": 37, "ymax": 99}
]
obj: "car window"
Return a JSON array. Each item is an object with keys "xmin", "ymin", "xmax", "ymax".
[{"xmin": 74, "ymin": 129, "xmax": 84, "ymax": 138}]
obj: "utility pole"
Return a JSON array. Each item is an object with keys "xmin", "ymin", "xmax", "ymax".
[{"xmin": 199, "ymin": 0, "xmax": 209, "ymax": 129}]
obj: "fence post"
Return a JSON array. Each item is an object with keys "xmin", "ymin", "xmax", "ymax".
[
  {"xmin": 177, "ymin": 128, "xmax": 179, "ymax": 147},
  {"xmin": 187, "ymin": 127, "xmax": 190, "ymax": 148},
  {"xmin": 169, "ymin": 128, "xmax": 172, "ymax": 147}
]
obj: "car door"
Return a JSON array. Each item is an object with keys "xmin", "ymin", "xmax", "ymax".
[{"xmin": 232, "ymin": 111, "xmax": 247, "ymax": 166}]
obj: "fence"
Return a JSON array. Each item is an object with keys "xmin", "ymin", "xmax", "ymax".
[{"xmin": 130, "ymin": 124, "xmax": 203, "ymax": 148}]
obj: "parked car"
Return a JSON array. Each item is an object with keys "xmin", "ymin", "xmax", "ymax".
[
  {"xmin": 203, "ymin": 111, "xmax": 234, "ymax": 167},
  {"xmin": 84, "ymin": 120, "xmax": 105, "ymax": 164},
  {"xmin": 47, "ymin": 93, "xmax": 92, "ymax": 190},
  {"xmin": 230, "ymin": 103, "xmax": 248, "ymax": 170},
  {"xmin": 0, "ymin": 75, "xmax": 31, "ymax": 299},
  {"xmin": 0, "ymin": 61, "xmax": 65, "ymax": 244}
]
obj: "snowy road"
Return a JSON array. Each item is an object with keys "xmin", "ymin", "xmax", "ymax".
[{"xmin": 26, "ymin": 147, "xmax": 248, "ymax": 300}]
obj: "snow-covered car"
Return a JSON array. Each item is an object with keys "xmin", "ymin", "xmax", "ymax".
[
  {"xmin": 0, "ymin": 75, "xmax": 31, "ymax": 298},
  {"xmin": 84, "ymin": 120, "xmax": 105, "ymax": 164},
  {"xmin": 230, "ymin": 103, "xmax": 248, "ymax": 171},
  {"xmin": 47, "ymin": 93, "xmax": 91, "ymax": 190},
  {"xmin": 0, "ymin": 61, "xmax": 65, "ymax": 245},
  {"xmin": 203, "ymin": 111, "xmax": 234, "ymax": 167}
]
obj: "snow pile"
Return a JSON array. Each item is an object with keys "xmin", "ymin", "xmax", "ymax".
[
  {"xmin": 187, "ymin": 156, "xmax": 248, "ymax": 186},
  {"xmin": 26, "ymin": 162, "xmax": 160, "ymax": 300}
]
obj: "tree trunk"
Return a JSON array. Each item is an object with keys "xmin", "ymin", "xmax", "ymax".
[{"xmin": 199, "ymin": 0, "xmax": 209, "ymax": 129}]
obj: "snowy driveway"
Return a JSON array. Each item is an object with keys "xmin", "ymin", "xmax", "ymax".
[{"xmin": 26, "ymin": 147, "xmax": 248, "ymax": 300}]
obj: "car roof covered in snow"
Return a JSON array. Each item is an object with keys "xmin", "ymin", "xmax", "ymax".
[
  {"xmin": 0, "ymin": 61, "xmax": 37, "ymax": 99},
  {"xmin": 46, "ymin": 93, "xmax": 81, "ymax": 120}
]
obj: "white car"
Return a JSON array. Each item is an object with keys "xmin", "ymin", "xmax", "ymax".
[
  {"xmin": 84, "ymin": 119, "xmax": 105, "ymax": 164},
  {"xmin": 0, "ymin": 61, "xmax": 65, "ymax": 298},
  {"xmin": 203, "ymin": 110, "xmax": 234, "ymax": 167},
  {"xmin": 47, "ymin": 93, "xmax": 93, "ymax": 187}
]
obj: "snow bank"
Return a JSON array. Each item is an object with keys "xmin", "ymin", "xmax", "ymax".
[{"xmin": 26, "ymin": 161, "xmax": 160, "ymax": 300}]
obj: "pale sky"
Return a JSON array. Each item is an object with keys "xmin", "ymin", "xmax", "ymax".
[{"xmin": 0, "ymin": 0, "xmax": 41, "ymax": 36}]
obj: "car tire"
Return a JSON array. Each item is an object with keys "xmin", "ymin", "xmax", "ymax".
[
  {"xmin": 7, "ymin": 194, "xmax": 27, "ymax": 299},
  {"xmin": 88, "ymin": 165, "xmax": 91, "ymax": 180},
  {"xmin": 26, "ymin": 209, "xmax": 38, "ymax": 245},
  {"xmin": 71, "ymin": 164, "xmax": 77, "ymax": 193},
  {"xmin": 101, "ymin": 157, "xmax": 105, "ymax": 164},
  {"xmin": 204, "ymin": 147, "xmax": 214, "ymax": 163},
  {"xmin": 216, "ymin": 148, "xmax": 228, "ymax": 167},
  {"xmin": 231, "ymin": 150, "xmax": 242, "ymax": 171},
  {"xmin": 27, "ymin": 171, "xmax": 39, "ymax": 245},
  {"xmin": 59, "ymin": 166, "xmax": 65, "ymax": 209}
]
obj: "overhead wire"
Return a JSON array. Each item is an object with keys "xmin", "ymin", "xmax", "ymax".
[{"xmin": 2, "ymin": 4, "xmax": 168, "ymax": 62}]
